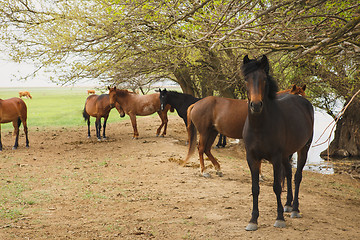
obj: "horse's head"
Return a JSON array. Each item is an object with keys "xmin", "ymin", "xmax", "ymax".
[
  {"xmin": 108, "ymin": 86, "xmax": 117, "ymax": 108},
  {"xmin": 242, "ymin": 55, "xmax": 278, "ymax": 114},
  {"xmin": 114, "ymin": 102, "xmax": 125, "ymax": 118},
  {"xmin": 159, "ymin": 88, "xmax": 168, "ymax": 111},
  {"xmin": 290, "ymin": 84, "xmax": 306, "ymax": 97}
]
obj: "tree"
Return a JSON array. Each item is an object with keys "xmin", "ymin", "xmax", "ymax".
[{"xmin": 1, "ymin": 0, "xmax": 360, "ymax": 156}]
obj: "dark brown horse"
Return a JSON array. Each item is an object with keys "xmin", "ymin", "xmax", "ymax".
[
  {"xmin": 83, "ymin": 94, "xmax": 125, "ymax": 141},
  {"xmin": 183, "ymin": 85, "xmax": 307, "ymax": 178},
  {"xmin": 0, "ymin": 97, "xmax": 29, "ymax": 151},
  {"xmin": 108, "ymin": 87, "xmax": 172, "ymax": 139},
  {"xmin": 242, "ymin": 55, "xmax": 314, "ymax": 231}
]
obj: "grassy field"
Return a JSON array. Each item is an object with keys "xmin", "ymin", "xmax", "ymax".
[{"xmin": 0, "ymin": 87, "xmax": 130, "ymax": 130}]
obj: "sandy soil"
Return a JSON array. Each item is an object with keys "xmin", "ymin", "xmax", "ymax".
[{"xmin": 0, "ymin": 115, "xmax": 359, "ymax": 239}]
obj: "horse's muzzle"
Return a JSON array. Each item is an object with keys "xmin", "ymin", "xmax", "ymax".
[{"xmin": 250, "ymin": 101, "xmax": 263, "ymax": 114}]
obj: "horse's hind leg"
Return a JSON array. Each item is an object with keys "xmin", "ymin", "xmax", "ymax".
[
  {"xmin": 204, "ymin": 130, "xmax": 223, "ymax": 177},
  {"xmin": 22, "ymin": 118, "xmax": 29, "ymax": 148},
  {"xmin": 12, "ymin": 118, "xmax": 20, "ymax": 150},
  {"xmin": 292, "ymin": 137, "xmax": 312, "ymax": 218},
  {"xmin": 283, "ymin": 157, "xmax": 293, "ymax": 212},
  {"xmin": 87, "ymin": 118, "xmax": 91, "ymax": 138}
]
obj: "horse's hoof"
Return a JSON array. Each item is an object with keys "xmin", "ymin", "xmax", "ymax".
[
  {"xmin": 12, "ymin": 147, "xmax": 18, "ymax": 150},
  {"xmin": 245, "ymin": 223, "xmax": 258, "ymax": 231},
  {"xmin": 87, "ymin": 136, "xmax": 91, "ymax": 139},
  {"xmin": 160, "ymin": 135, "xmax": 165, "ymax": 138},
  {"xmin": 274, "ymin": 220, "xmax": 286, "ymax": 228},
  {"xmin": 291, "ymin": 211, "xmax": 302, "ymax": 218},
  {"xmin": 156, "ymin": 134, "xmax": 159, "ymax": 137},
  {"xmin": 284, "ymin": 205, "xmax": 293, "ymax": 213},
  {"xmin": 216, "ymin": 171, "xmax": 223, "ymax": 177},
  {"xmin": 97, "ymin": 138, "xmax": 101, "ymax": 142},
  {"xmin": 202, "ymin": 172, "xmax": 211, "ymax": 178}
]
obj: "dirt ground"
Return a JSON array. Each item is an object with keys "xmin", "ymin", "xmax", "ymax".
[{"xmin": 0, "ymin": 115, "xmax": 359, "ymax": 239}]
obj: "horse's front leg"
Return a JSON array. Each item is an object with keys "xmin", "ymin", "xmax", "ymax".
[
  {"xmin": 129, "ymin": 114, "xmax": 139, "ymax": 139},
  {"xmin": 95, "ymin": 118, "xmax": 101, "ymax": 141},
  {"xmin": 245, "ymin": 155, "xmax": 261, "ymax": 231},
  {"xmin": 102, "ymin": 115, "xmax": 109, "ymax": 139},
  {"xmin": 272, "ymin": 155, "xmax": 286, "ymax": 228}
]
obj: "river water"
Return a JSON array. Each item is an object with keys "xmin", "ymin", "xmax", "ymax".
[{"xmin": 304, "ymin": 109, "xmax": 335, "ymax": 174}]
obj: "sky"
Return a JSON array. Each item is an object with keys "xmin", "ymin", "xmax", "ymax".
[{"xmin": 0, "ymin": 59, "xmax": 98, "ymax": 88}]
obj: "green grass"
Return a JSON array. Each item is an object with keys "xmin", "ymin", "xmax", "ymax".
[{"xmin": 0, "ymin": 87, "xmax": 129, "ymax": 130}]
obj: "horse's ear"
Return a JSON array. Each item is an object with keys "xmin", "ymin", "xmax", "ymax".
[
  {"xmin": 302, "ymin": 84, "xmax": 306, "ymax": 91},
  {"xmin": 114, "ymin": 86, "xmax": 117, "ymax": 90},
  {"xmin": 243, "ymin": 55, "xmax": 250, "ymax": 64},
  {"xmin": 107, "ymin": 86, "xmax": 110, "ymax": 90},
  {"xmin": 260, "ymin": 55, "xmax": 269, "ymax": 73},
  {"xmin": 291, "ymin": 84, "xmax": 297, "ymax": 92}
]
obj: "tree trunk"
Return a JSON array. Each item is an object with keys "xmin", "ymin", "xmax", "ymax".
[
  {"xmin": 173, "ymin": 65, "xmax": 196, "ymax": 96},
  {"xmin": 323, "ymin": 98, "xmax": 360, "ymax": 158}
]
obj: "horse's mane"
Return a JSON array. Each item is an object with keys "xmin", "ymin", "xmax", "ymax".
[
  {"xmin": 116, "ymin": 89, "xmax": 133, "ymax": 97},
  {"xmin": 167, "ymin": 90, "xmax": 195, "ymax": 99},
  {"xmin": 241, "ymin": 56, "xmax": 278, "ymax": 100}
]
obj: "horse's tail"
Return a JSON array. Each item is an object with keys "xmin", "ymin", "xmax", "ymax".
[
  {"xmin": 182, "ymin": 104, "xmax": 197, "ymax": 166},
  {"xmin": 13, "ymin": 117, "xmax": 22, "ymax": 136},
  {"xmin": 82, "ymin": 105, "xmax": 90, "ymax": 122}
]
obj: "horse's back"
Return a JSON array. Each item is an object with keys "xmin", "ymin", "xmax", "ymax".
[
  {"xmin": 0, "ymin": 98, "xmax": 27, "ymax": 123},
  {"xmin": 85, "ymin": 94, "xmax": 111, "ymax": 117},
  {"xmin": 190, "ymin": 96, "xmax": 248, "ymax": 139}
]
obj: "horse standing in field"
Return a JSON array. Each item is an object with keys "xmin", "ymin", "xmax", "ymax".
[
  {"xmin": 0, "ymin": 97, "xmax": 29, "ymax": 151},
  {"xmin": 87, "ymin": 90, "xmax": 95, "ymax": 95},
  {"xmin": 82, "ymin": 94, "xmax": 125, "ymax": 141},
  {"xmin": 108, "ymin": 87, "xmax": 172, "ymax": 139},
  {"xmin": 159, "ymin": 89, "xmax": 227, "ymax": 148},
  {"xmin": 183, "ymin": 84, "xmax": 308, "ymax": 178},
  {"xmin": 19, "ymin": 91, "xmax": 32, "ymax": 99},
  {"xmin": 242, "ymin": 55, "xmax": 314, "ymax": 231}
]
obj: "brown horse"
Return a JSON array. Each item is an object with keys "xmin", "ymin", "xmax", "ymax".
[
  {"xmin": 183, "ymin": 85, "xmax": 308, "ymax": 178},
  {"xmin": 108, "ymin": 87, "xmax": 172, "ymax": 139},
  {"xmin": 0, "ymin": 97, "xmax": 29, "ymax": 151},
  {"xmin": 87, "ymin": 90, "xmax": 95, "ymax": 95},
  {"xmin": 83, "ymin": 94, "xmax": 125, "ymax": 141},
  {"xmin": 242, "ymin": 55, "xmax": 313, "ymax": 231},
  {"xmin": 278, "ymin": 84, "xmax": 306, "ymax": 96},
  {"xmin": 184, "ymin": 97, "xmax": 248, "ymax": 177},
  {"xmin": 19, "ymin": 91, "xmax": 32, "ymax": 99}
]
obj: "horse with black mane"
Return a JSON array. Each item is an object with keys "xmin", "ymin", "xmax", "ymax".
[
  {"xmin": 242, "ymin": 55, "xmax": 314, "ymax": 231},
  {"xmin": 0, "ymin": 97, "xmax": 29, "ymax": 151},
  {"xmin": 159, "ymin": 89, "xmax": 227, "ymax": 148}
]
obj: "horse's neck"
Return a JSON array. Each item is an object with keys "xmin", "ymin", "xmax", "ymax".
[{"xmin": 168, "ymin": 93, "xmax": 186, "ymax": 109}]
